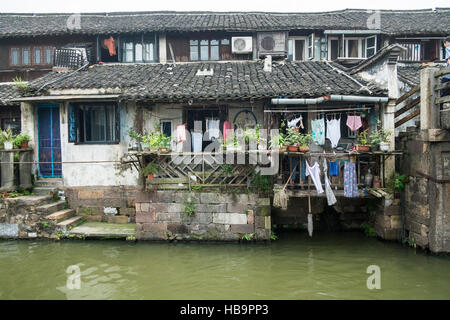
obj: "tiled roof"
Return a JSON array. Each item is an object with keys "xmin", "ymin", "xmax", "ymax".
[
  {"xmin": 0, "ymin": 8, "xmax": 449, "ymax": 38},
  {"xmin": 27, "ymin": 61, "xmax": 386, "ymax": 102},
  {"xmin": 397, "ymin": 63, "xmax": 447, "ymax": 87},
  {"xmin": 0, "ymin": 83, "xmax": 21, "ymax": 106}
]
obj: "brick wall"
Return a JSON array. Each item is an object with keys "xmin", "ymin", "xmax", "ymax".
[{"xmin": 135, "ymin": 190, "xmax": 271, "ymax": 241}]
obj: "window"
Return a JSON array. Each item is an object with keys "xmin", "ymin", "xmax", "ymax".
[
  {"xmin": 307, "ymin": 34, "xmax": 314, "ymax": 59},
  {"xmin": 365, "ymin": 36, "xmax": 377, "ymax": 58},
  {"xmin": 68, "ymin": 102, "xmax": 119, "ymax": 144},
  {"xmin": 22, "ymin": 48, "xmax": 30, "ymax": 65},
  {"xmin": 44, "ymin": 48, "xmax": 52, "ymax": 64},
  {"xmin": 328, "ymin": 38, "xmax": 340, "ymax": 60},
  {"xmin": 190, "ymin": 38, "xmax": 225, "ymax": 61},
  {"xmin": 11, "ymin": 48, "xmax": 19, "ymax": 66},
  {"xmin": 161, "ymin": 120, "xmax": 173, "ymax": 137},
  {"xmin": 347, "ymin": 40, "xmax": 359, "ymax": 58},
  {"xmin": 34, "ymin": 48, "xmax": 42, "ymax": 64},
  {"xmin": 120, "ymin": 35, "xmax": 156, "ymax": 63},
  {"xmin": 288, "ymin": 38, "xmax": 306, "ymax": 61}
]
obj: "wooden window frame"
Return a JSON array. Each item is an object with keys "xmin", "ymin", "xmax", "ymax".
[
  {"xmin": 189, "ymin": 37, "xmax": 229, "ymax": 62},
  {"xmin": 288, "ymin": 37, "xmax": 307, "ymax": 61},
  {"xmin": 21, "ymin": 47, "xmax": 31, "ymax": 65},
  {"xmin": 10, "ymin": 47, "xmax": 20, "ymax": 66}
]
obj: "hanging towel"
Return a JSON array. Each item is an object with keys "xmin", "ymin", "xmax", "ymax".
[
  {"xmin": 326, "ymin": 118, "xmax": 341, "ymax": 148},
  {"xmin": 328, "ymin": 161, "xmax": 340, "ymax": 177},
  {"xmin": 323, "ymin": 158, "xmax": 337, "ymax": 206},
  {"xmin": 191, "ymin": 132, "xmax": 202, "ymax": 153},
  {"xmin": 346, "ymin": 115, "xmax": 362, "ymax": 131},
  {"xmin": 103, "ymin": 36, "xmax": 117, "ymax": 56},
  {"xmin": 208, "ymin": 119, "xmax": 220, "ymax": 141},
  {"xmin": 305, "ymin": 160, "xmax": 324, "ymax": 194},
  {"xmin": 311, "ymin": 118, "xmax": 325, "ymax": 145},
  {"xmin": 223, "ymin": 121, "xmax": 232, "ymax": 144},
  {"xmin": 176, "ymin": 124, "xmax": 186, "ymax": 143},
  {"xmin": 344, "ymin": 161, "xmax": 358, "ymax": 197},
  {"xmin": 288, "ymin": 116, "xmax": 302, "ymax": 128}
]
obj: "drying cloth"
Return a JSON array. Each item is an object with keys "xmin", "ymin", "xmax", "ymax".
[
  {"xmin": 176, "ymin": 124, "xmax": 186, "ymax": 143},
  {"xmin": 288, "ymin": 116, "xmax": 302, "ymax": 128},
  {"xmin": 192, "ymin": 132, "xmax": 202, "ymax": 152},
  {"xmin": 326, "ymin": 118, "xmax": 341, "ymax": 148},
  {"xmin": 223, "ymin": 121, "xmax": 232, "ymax": 144},
  {"xmin": 346, "ymin": 115, "xmax": 362, "ymax": 131},
  {"xmin": 328, "ymin": 161, "xmax": 340, "ymax": 177},
  {"xmin": 103, "ymin": 36, "xmax": 117, "ymax": 56},
  {"xmin": 307, "ymin": 213, "xmax": 313, "ymax": 237},
  {"xmin": 305, "ymin": 161, "xmax": 324, "ymax": 194},
  {"xmin": 311, "ymin": 118, "xmax": 325, "ymax": 145},
  {"xmin": 207, "ymin": 119, "xmax": 220, "ymax": 141},
  {"xmin": 323, "ymin": 158, "xmax": 337, "ymax": 206},
  {"xmin": 344, "ymin": 161, "xmax": 358, "ymax": 197}
]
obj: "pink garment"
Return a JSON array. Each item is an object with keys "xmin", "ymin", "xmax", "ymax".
[
  {"xmin": 176, "ymin": 124, "xmax": 186, "ymax": 143},
  {"xmin": 346, "ymin": 116, "xmax": 362, "ymax": 131},
  {"xmin": 223, "ymin": 121, "xmax": 232, "ymax": 143}
]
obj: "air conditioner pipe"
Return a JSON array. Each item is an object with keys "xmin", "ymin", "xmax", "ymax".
[{"xmin": 271, "ymin": 95, "xmax": 388, "ymax": 105}]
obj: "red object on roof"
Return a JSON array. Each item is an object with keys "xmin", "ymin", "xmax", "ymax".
[{"xmin": 103, "ymin": 36, "xmax": 117, "ymax": 57}]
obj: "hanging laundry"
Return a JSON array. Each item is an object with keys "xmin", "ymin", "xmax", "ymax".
[
  {"xmin": 305, "ymin": 160, "xmax": 324, "ymax": 194},
  {"xmin": 307, "ymin": 213, "xmax": 313, "ymax": 237},
  {"xmin": 192, "ymin": 132, "xmax": 202, "ymax": 152},
  {"xmin": 288, "ymin": 116, "xmax": 302, "ymax": 128},
  {"xmin": 344, "ymin": 161, "xmax": 359, "ymax": 197},
  {"xmin": 223, "ymin": 121, "xmax": 232, "ymax": 144},
  {"xmin": 208, "ymin": 119, "xmax": 220, "ymax": 141},
  {"xmin": 326, "ymin": 118, "xmax": 341, "ymax": 148},
  {"xmin": 328, "ymin": 161, "xmax": 340, "ymax": 177},
  {"xmin": 323, "ymin": 158, "xmax": 337, "ymax": 206},
  {"xmin": 311, "ymin": 118, "xmax": 325, "ymax": 145},
  {"xmin": 176, "ymin": 124, "xmax": 186, "ymax": 143},
  {"xmin": 346, "ymin": 115, "xmax": 362, "ymax": 131},
  {"xmin": 103, "ymin": 36, "xmax": 117, "ymax": 56}
]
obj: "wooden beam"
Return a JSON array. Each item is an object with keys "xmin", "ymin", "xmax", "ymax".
[
  {"xmin": 395, "ymin": 86, "xmax": 419, "ymax": 106},
  {"xmin": 395, "ymin": 109, "xmax": 420, "ymax": 128},
  {"xmin": 395, "ymin": 96, "xmax": 420, "ymax": 118}
]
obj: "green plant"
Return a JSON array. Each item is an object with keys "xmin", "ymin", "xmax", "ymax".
[
  {"xmin": 191, "ymin": 185, "xmax": 203, "ymax": 191},
  {"xmin": 41, "ymin": 221, "xmax": 50, "ymax": 228},
  {"xmin": 13, "ymin": 133, "xmax": 30, "ymax": 148},
  {"xmin": 270, "ymin": 231, "xmax": 279, "ymax": 240},
  {"xmin": 386, "ymin": 172, "xmax": 408, "ymax": 193},
  {"xmin": 269, "ymin": 132, "xmax": 286, "ymax": 149},
  {"xmin": 241, "ymin": 233, "xmax": 254, "ymax": 241},
  {"xmin": 141, "ymin": 163, "xmax": 160, "ymax": 177},
  {"xmin": 360, "ymin": 222, "xmax": 377, "ymax": 237},
  {"xmin": 250, "ymin": 171, "xmax": 271, "ymax": 194},
  {"xmin": 357, "ymin": 129, "xmax": 370, "ymax": 145},
  {"xmin": 12, "ymin": 76, "xmax": 30, "ymax": 95},
  {"xmin": 183, "ymin": 202, "xmax": 196, "ymax": 216},
  {"xmin": 221, "ymin": 164, "xmax": 233, "ymax": 176},
  {"xmin": 298, "ymin": 133, "xmax": 312, "ymax": 148},
  {"xmin": 0, "ymin": 127, "xmax": 15, "ymax": 144},
  {"xmin": 126, "ymin": 129, "xmax": 142, "ymax": 141},
  {"xmin": 142, "ymin": 131, "xmax": 171, "ymax": 149},
  {"xmin": 369, "ymin": 121, "xmax": 392, "ymax": 145}
]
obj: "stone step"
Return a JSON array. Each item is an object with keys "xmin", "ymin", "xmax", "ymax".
[
  {"xmin": 33, "ymin": 187, "xmax": 59, "ymax": 196},
  {"xmin": 36, "ymin": 200, "xmax": 66, "ymax": 215},
  {"xmin": 3, "ymin": 195, "xmax": 53, "ymax": 207},
  {"xmin": 46, "ymin": 209, "xmax": 75, "ymax": 223},
  {"xmin": 57, "ymin": 216, "xmax": 83, "ymax": 228},
  {"xmin": 34, "ymin": 179, "xmax": 63, "ymax": 188}
]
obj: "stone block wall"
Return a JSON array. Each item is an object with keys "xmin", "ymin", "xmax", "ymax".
[
  {"xmin": 374, "ymin": 198, "xmax": 402, "ymax": 241},
  {"xmin": 135, "ymin": 190, "xmax": 271, "ymax": 241},
  {"xmin": 63, "ymin": 186, "xmax": 139, "ymax": 224}
]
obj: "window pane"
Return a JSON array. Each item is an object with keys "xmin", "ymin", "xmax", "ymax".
[
  {"xmin": 11, "ymin": 49, "xmax": 19, "ymax": 65},
  {"xmin": 190, "ymin": 45, "xmax": 199, "ymax": 61},
  {"xmin": 210, "ymin": 40, "xmax": 219, "ymax": 60},
  {"xmin": 190, "ymin": 40, "xmax": 198, "ymax": 46},
  {"xmin": 161, "ymin": 121, "xmax": 172, "ymax": 137},
  {"xmin": 34, "ymin": 48, "xmax": 41, "ymax": 64},
  {"xmin": 288, "ymin": 39, "xmax": 293, "ymax": 60},
  {"xmin": 367, "ymin": 37, "xmax": 375, "ymax": 48},
  {"xmin": 221, "ymin": 39, "xmax": 229, "ymax": 45},
  {"xmin": 366, "ymin": 48, "xmax": 375, "ymax": 58},
  {"xmin": 135, "ymin": 43, "xmax": 143, "ymax": 62},
  {"xmin": 86, "ymin": 106, "xmax": 106, "ymax": 142},
  {"xmin": 347, "ymin": 40, "xmax": 358, "ymax": 58},
  {"xmin": 44, "ymin": 49, "xmax": 52, "ymax": 64},
  {"xmin": 295, "ymin": 40, "xmax": 305, "ymax": 61},
  {"xmin": 330, "ymin": 40, "xmax": 339, "ymax": 60},
  {"xmin": 200, "ymin": 40, "xmax": 209, "ymax": 61},
  {"xmin": 22, "ymin": 49, "xmax": 30, "ymax": 65},
  {"xmin": 143, "ymin": 43, "xmax": 154, "ymax": 61},
  {"xmin": 105, "ymin": 105, "xmax": 115, "ymax": 141},
  {"xmin": 123, "ymin": 42, "xmax": 134, "ymax": 62}
]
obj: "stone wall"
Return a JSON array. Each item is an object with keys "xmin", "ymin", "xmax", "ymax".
[
  {"xmin": 135, "ymin": 190, "xmax": 271, "ymax": 241},
  {"xmin": 63, "ymin": 186, "xmax": 139, "ymax": 224},
  {"xmin": 397, "ymin": 128, "xmax": 450, "ymax": 253}
]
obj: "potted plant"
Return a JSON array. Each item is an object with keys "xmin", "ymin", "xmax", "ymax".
[
  {"xmin": 356, "ymin": 129, "xmax": 371, "ymax": 152},
  {"xmin": 14, "ymin": 133, "xmax": 31, "ymax": 149},
  {"xmin": 285, "ymin": 127, "xmax": 301, "ymax": 152},
  {"xmin": 142, "ymin": 162, "xmax": 160, "ymax": 180},
  {"xmin": 269, "ymin": 132, "xmax": 286, "ymax": 152},
  {"xmin": 298, "ymin": 133, "xmax": 312, "ymax": 152},
  {"xmin": 378, "ymin": 128, "xmax": 392, "ymax": 152},
  {"xmin": 158, "ymin": 134, "xmax": 171, "ymax": 153},
  {"xmin": 1, "ymin": 128, "xmax": 15, "ymax": 150},
  {"xmin": 126, "ymin": 129, "xmax": 142, "ymax": 151},
  {"xmin": 369, "ymin": 130, "xmax": 381, "ymax": 152}
]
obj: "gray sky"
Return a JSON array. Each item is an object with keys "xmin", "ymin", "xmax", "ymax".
[{"xmin": 1, "ymin": 0, "xmax": 449, "ymax": 13}]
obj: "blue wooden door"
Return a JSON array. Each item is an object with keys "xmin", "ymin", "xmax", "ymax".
[{"xmin": 37, "ymin": 104, "xmax": 62, "ymax": 177}]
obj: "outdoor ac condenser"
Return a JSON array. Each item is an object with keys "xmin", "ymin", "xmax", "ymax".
[
  {"xmin": 231, "ymin": 37, "xmax": 253, "ymax": 54},
  {"xmin": 257, "ymin": 31, "xmax": 288, "ymax": 57}
]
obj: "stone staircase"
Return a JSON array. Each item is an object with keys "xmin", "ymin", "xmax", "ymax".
[
  {"xmin": 35, "ymin": 198, "xmax": 84, "ymax": 234},
  {"xmin": 33, "ymin": 178, "xmax": 63, "ymax": 196}
]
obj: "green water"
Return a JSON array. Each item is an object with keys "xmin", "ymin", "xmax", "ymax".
[{"xmin": 0, "ymin": 232, "xmax": 449, "ymax": 300}]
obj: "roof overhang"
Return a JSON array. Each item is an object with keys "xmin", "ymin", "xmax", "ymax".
[
  {"xmin": 324, "ymin": 30, "xmax": 381, "ymax": 35},
  {"xmin": 11, "ymin": 94, "xmax": 120, "ymax": 102}
]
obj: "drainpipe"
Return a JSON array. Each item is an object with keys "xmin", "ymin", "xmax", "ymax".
[{"xmin": 271, "ymin": 95, "xmax": 388, "ymax": 105}]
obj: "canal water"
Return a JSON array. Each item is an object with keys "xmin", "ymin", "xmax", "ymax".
[{"xmin": 0, "ymin": 232, "xmax": 449, "ymax": 300}]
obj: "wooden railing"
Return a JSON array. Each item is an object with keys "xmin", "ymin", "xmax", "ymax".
[
  {"xmin": 395, "ymin": 85, "xmax": 420, "ymax": 129},
  {"xmin": 0, "ymin": 149, "xmax": 33, "ymax": 192},
  {"xmin": 434, "ymin": 68, "xmax": 450, "ymax": 129}
]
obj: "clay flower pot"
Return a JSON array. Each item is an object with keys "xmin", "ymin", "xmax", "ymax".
[
  {"xmin": 299, "ymin": 146, "xmax": 309, "ymax": 152},
  {"xmin": 356, "ymin": 145, "xmax": 370, "ymax": 152},
  {"xmin": 288, "ymin": 145, "xmax": 299, "ymax": 152},
  {"xmin": 21, "ymin": 141, "xmax": 29, "ymax": 149},
  {"xmin": 147, "ymin": 173, "xmax": 154, "ymax": 180}
]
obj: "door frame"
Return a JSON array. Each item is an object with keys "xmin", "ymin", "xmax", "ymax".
[{"xmin": 36, "ymin": 103, "xmax": 62, "ymax": 178}]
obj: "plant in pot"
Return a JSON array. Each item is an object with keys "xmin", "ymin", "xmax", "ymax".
[
  {"xmin": 142, "ymin": 132, "xmax": 160, "ymax": 152},
  {"xmin": 285, "ymin": 127, "xmax": 301, "ymax": 152},
  {"xmin": 13, "ymin": 133, "xmax": 31, "ymax": 149},
  {"xmin": 126, "ymin": 129, "xmax": 142, "ymax": 151},
  {"xmin": 298, "ymin": 133, "xmax": 312, "ymax": 152},
  {"xmin": 356, "ymin": 129, "xmax": 371, "ymax": 152},
  {"xmin": 0, "ymin": 128, "xmax": 15, "ymax": 150},
  {"xmin": 369, "ymin": 130, "xmax": 381, "ymax": 152},
  {"xmin": 141, "ymin": 162, "xmax": 160, "ymax": 180},
  {"xmin": 158, "ymin": 134, "xmax": 171, "ymax": 153},
  {"xmin": 269, "ymin": 132, "xmax": 286, "ymax": 152},
  {"xmin": 378, "ymin": 128, "xmax": 392, "ymax": 152}
]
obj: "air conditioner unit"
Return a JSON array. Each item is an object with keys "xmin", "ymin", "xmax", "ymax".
[
  {"xmin": 232, "ymin": 37, "xmax": 253, "ymax": 54},
  {"xmin": 257, "ymin": 32, "xmax": 288, "ymax": 57}
]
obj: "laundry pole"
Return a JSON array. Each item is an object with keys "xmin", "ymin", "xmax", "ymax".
[{"xmin": 307, "ymin": 171, "xmax": 313, "ymax": 237}]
